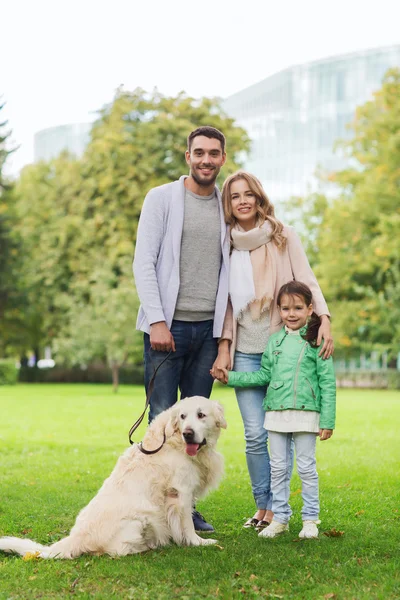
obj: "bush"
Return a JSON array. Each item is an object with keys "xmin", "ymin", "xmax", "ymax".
[
  {"xmin": 0, "ymin": 359, "xmax": 18, "ymax": 385},
  {"xmin": 336, "ymin": 369, "xmax": 400, "ymax": 389},
  {"xmin": 18, "ymin": 363, "xmax": 144, "ymax": 385}
]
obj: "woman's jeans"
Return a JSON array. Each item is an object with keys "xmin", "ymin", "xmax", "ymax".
[
  {"xmin": 268, "ymin": 431, "xmax": 319, "ymax": 524},
  {"xmin": 234, "ymin": 352, "xmax": 273, "ymax": 511}
]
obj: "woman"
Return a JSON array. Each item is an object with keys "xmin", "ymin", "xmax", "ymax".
[{"xmin": 211, "ymin": 171, "xmax": 333, "ymax": 529}]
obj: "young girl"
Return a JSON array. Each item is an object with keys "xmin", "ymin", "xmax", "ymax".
[{"xmin": 218, "ymin": 281, "xmax": 336, "ymax": 539}]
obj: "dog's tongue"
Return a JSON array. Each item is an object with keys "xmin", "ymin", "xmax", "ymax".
[{"xmin": 185, "ymin": 443, "xmax": 200, "ymax": 456}]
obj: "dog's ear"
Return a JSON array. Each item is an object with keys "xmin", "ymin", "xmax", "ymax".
[
  {"xmin": 141, "ymin": 407, "xmax": 174, "ymax": 451},
  {"xmin": 214, "ymin": 402, "xmax": 227, "ymax": 429},
  {"xmin": 165, "ymin": 405, "xmax": 180, "ymax": 438}
]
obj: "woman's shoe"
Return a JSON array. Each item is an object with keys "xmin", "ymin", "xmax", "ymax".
[
  {"xmin": 243, "ymin": 517, "xmax": 259, "ymax": 529},
  {"xmin": 255, "ymin": 519, "xmax": 270, "ymax": 531}
]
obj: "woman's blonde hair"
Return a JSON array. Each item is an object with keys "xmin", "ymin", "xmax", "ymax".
[{"xmin": 222, "ymin": 171, "xmax": 286, "ymax": 249}]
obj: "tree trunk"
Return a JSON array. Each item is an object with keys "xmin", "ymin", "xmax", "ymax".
[{"xmin": 112, "ymin": 363, "xmax": 119, "ymax": 393}]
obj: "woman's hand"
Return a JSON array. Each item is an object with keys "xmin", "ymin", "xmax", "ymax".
[
  {"xmin": 210, "ymin": 340, "xmax": 231, "ymax": 382},
  {"xmin": 319, "ymin": 429, "xmax": 333, "ymax": 441},
  {"xmin": 317, "ymin": 315, "xmax": 334, "ymax": 359}
]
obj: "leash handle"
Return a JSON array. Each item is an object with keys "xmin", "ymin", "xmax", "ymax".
[{"xmin": 128, "ymin": 349, "xmax": 172, "ymax": 445}]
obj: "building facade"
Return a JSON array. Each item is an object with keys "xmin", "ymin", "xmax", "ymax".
[
  {"xmin": 223, "ymin": 45, "xmax": 400, "ymax": 204},
  {"xmin": 34, "ymin": 122, "xmax": 92, "ymax": 162}
]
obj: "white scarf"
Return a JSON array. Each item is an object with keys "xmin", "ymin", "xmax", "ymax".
[{"xmin": 229, "ymin": 221, "xmax": 276, "ymax": 320}]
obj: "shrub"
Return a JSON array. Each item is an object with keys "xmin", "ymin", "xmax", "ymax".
[
  {"xmin": 0, "ymin": 359, "xmax": 18, "ymax": 385},
  {"xmin": 18, "ymin": 363, "xmax": 144, "ymax": 385}
]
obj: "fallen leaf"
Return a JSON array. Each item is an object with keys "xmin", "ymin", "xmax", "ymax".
[
  {"xmin": 290, "ymin": 488, "xmax": 302, "ymax": 496},
  {"xmin": 234, "ymin": 571, "xmax": 241, "ymax": 577},
  {"xmin": 239, "ymin": 588, "xmax": 246, "ymax": 594},
  {"xmin": 21, "ymin": 528, "xmax": 32, "ymax": 535},
  {"xmin": 28, "ymin": 576, "xmax": 37, "ymax": 581},
  {"xmin": 355, "ymin": 510, "xmax": 365, "ymax": 517},
  {"xmin": 23, "ymin": 552, "xmax": 41, "ymax": 561},
  {"xmin": 324, "ymin": 594, "xmax": 336, "ymax": 599},
  {"xmin": 215, "ymin": 544, "xmax": 224, "ymax": 551},
  {"xmin": 71, "ymin": 578, "xmax": 80, "ymax": 589},
  {"xmin": 323, "ymin": 528, "xmax": 345, "ymax": 537},
  {"xmin": 249, "ymin": 574, "xmax": 257, "ymax": 581}
]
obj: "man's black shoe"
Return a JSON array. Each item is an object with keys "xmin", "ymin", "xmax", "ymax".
[{"xmin": 192, "ymin": 510, "xmax": 215, "ymax": 532}]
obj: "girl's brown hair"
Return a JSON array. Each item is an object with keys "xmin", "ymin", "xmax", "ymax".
[
  {"xmin": 222, "ymin": 171, "xmax": 286, "ymax": 249},
  {"xmin": 277, "ymin": 281, "xmax": 321, "ymax": 347}
]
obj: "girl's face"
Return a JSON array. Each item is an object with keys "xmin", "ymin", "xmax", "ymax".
[
  {"xmin": 279, "ymin": 294, "xmax": 313, "ymax": 330},
  {"xmin": 230, "ymin": 179, "xmax": 258, "ymax": 231}
]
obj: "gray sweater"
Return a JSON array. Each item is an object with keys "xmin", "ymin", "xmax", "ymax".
[
  {"xmin": 174, "ymin": 189, "xmax": 221, "ymax": 321},
  {"xmin": 133, "ymin": 176, "xmax": 230, "ymax": 337}
]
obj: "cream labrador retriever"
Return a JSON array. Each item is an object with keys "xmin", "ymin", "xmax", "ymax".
[{"xmin": 0, "ymin": 396, "xmax": 226, "ymax": 559}]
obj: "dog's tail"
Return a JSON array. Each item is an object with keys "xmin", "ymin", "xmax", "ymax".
[{"xmin": 0, "ymin": 536, "xmax": 81, "ymax": 559}]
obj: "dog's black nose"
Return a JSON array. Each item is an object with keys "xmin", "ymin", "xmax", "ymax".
[{"xmin": 183, "ymin": 429, "xmax": 195, "ymax": 442}]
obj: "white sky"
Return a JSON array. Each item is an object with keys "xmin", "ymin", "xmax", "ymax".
[{"xmin": 1, "ymin": 0, "xmax": 400, "ymax": 175}]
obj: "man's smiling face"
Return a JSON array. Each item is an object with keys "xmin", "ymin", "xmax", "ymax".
[{"xmin": 185, "ymin": 135, "xmax": 226, "ymax": 187}]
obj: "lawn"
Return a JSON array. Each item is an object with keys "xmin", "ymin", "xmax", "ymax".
[{"xmin": 0, "ymin": 384, "xmax": 399, "ymax": 600}]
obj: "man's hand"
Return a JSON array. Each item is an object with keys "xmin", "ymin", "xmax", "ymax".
[
  {"xmin": 210, "ymin": 340, "xmax": 231, "ymax": 381},
  {"xmin": 317, "ymin": 315, "xmax": 334, "ymax": 359},
  {"xmin": 150, "ymin": 322, "xmax": 176, "ymax": 352},
  {"xmin": 319, "ymin": 429, "xmax": 333, "ymax": 441}
]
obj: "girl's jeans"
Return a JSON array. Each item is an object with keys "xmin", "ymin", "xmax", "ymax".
[
  {"xmin": 233, "ymin": 352, "xmax": 272, "ymax": 511},
  {"xmin": 268, "ymin": 431, "xmax": 319, "ymax": 524}
]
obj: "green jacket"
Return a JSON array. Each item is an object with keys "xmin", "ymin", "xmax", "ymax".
[{"xmin": 228, "ymin": 327, "xmax": 336, "ymax": 429}]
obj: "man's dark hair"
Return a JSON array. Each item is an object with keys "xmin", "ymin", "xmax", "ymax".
[{"xmin": 187, "ymin": 126, "xmax": 226, "ymax": 153}]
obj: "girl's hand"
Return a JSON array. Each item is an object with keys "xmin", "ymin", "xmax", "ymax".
[
  {"xmin": 319, "ymin": 429, "xmax": 333, "ymax": 441},
  {"xmin": 317, "ymin": 316, "xmax": 334, "ymax": 359},
  {"xmin": 211, "ymin": 367, "xmax": 229, "ymax": 385}
]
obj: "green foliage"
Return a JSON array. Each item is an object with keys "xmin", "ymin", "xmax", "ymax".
[
  {"xmin": 0, "ymin": 102, "xmax": 22, "ymax": 356},
  {"xmin": 0, "ymin": 358, "xmax": 18, "ymax": 385},
  {"xmin": 0, "ymin": 385, "xmax": 399, "ymax": 599},
  {"xmin": 18, "ymin": 363, "xmax": 144, "ymax": 384},
  {"xmin": 294, "ymin": 69, "xmax": 400, "ymax": 355},
  {"xmin": 8, "ymin": 90, "xmax": 250, "ymax": 370}
]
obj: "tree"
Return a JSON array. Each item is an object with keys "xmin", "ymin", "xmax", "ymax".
[
  {"xmin": 295, "ymin": 69, "xmax": 400, "ymax": 355},
  {"xmin": 13, "ymin": 154, "xmax": 85, "ymax": 358},
  {"xmin": 12, "ymin": 89, "xmax": 250, "ymax": 380},
  {"xmin": 0, "ymin": 101, "xmax": 20, "ymax": 356},
  {"xmin": 53, "ymin": 276, "xmax": 140, "ymax": 392}
]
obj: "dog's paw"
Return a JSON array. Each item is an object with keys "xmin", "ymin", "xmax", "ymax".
[{"xmin": 199, "ymin": 537, "xmax": 217, "ymax": 546}]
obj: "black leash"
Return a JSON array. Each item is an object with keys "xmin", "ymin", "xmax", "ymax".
[{"xmin": 128, "ymin": 350, "xmax": 172, "ymax": 453}]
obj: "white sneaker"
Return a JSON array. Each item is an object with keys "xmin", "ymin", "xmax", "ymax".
[
  {"xmin": 258, "ymin": 520, "xmax": 289, "ymax": 538},
  {"xmin": 299, "ymin": 519, "xmax": 321, "ymax": 539}
]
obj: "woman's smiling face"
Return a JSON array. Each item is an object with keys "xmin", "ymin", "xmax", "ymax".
[{"xmin": 230, "ymin": 179, "xmax": 258, "ymax": 231}]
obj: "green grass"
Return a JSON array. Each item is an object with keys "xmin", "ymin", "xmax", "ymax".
[{"xmin": 0, "ymin": 384, "xmax": 399, "ymax": 600}]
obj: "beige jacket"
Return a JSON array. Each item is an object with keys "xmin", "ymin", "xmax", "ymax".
[{"xmin": 220, "ymin": 225, "xmax": 330, "ymax": 363}]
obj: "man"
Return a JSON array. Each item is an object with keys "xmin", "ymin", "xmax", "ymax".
[{"xmin": 133, "ymin": 126, "xmax": 231, "ymax": 532}]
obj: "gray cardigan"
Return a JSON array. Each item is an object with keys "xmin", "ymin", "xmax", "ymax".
[{"xmin": 133, "ymin": 176, "xmax": 230, "ymax": 337}]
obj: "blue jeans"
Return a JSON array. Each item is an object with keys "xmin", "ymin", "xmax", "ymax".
[
  {"xmin": 268, "ymin": 431, "xmax": 319, "ymax": 524},
  {"xmin": 144, "ymin": 320, "xmax": 218, "ymax": 423},
  {"xmin": 233, "ymin": 352, "xmax": 273, "ymax": 511}
]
